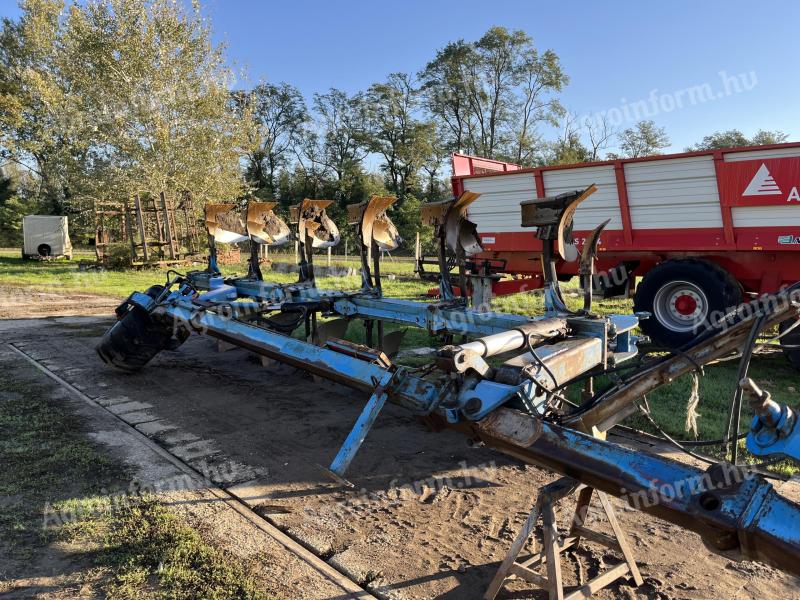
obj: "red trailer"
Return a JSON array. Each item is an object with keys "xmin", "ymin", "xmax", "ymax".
[{"xmin": 450, "ymin": 143, "xmax": 800, "ymax": 356}]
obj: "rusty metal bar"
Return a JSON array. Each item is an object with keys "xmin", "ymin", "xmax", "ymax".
[
  {"xmin": 568, "ymin": 288, "xmax": 800, "ymax": 432},
  {"xmin": 449, "ymin": 409, "xmax": 800, "ymax": 577}
]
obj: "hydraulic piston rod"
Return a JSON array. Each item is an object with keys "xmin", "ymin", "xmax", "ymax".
[{"xmin": 455, "ymin": 318, "xmax": 569, "ymax": 358}]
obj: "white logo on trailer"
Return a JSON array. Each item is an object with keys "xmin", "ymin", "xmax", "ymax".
[{"xmin": 743, "ymin": 163, "xmax": 782, "ymax": 196}]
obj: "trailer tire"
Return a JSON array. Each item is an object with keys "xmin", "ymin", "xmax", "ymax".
[
  {"xmin": 96, "ymin": 285, "xmax": 174, "ymax": 371},
  {"xmin": 779, "ymin": 318, "xmax": 800, "ymax": 370},
  {"xmin": 634, "ymin": 259, "xmax": 742, "ymax": 348},
  {"xmin": 37, "ymin": 244, "xmax": 51, "ymax": 258}
]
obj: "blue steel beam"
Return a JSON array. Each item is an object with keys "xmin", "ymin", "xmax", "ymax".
[
  {"xmin": 461, "ymin": 409, "xmax": 800, "ymax": 576},
  {"xmin": 146, "ymin": 300, "xmax": 800, "ymax": 575},
  {"xmin": 158, "ymin": 301, "xmax": 442, "ymax": 413},
  {"xmin": 328, "ymin": 371, "xmax": 394, "ymax": 477},
  {"xmin": 334, "ymin": 296, "xmax": 531, "ymax": 336}
]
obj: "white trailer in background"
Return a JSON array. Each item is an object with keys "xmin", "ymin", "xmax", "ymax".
[{"xmin": 22, "ymin": 215, "xmax": 72, "ymax": 260}]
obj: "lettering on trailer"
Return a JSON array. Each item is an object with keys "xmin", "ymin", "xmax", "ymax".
[
  {"xmin": 778, "ymin": 234, "xmax": 800, "ymax": 245},
  {"xmin": 573, "ymin": 235, "xmax": 602, "ymax": 249},
  {"xmin": 718, "ymin": 157, "xmax": 800, "ymax": 206}
]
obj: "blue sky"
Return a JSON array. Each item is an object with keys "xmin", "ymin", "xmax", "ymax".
[{"xmin": 3, "ymin": 0, "xmax": 799, "ymax": 153}]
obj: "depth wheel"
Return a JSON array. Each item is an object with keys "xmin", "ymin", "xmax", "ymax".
[{"xmin": 96, "ymin": 285, "xmax": 173, "ymax": 371}]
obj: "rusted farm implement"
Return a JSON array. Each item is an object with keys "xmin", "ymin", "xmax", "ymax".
[{"xmin": 96, "ymin": 189, "xmax": 800, "ymax": 597}]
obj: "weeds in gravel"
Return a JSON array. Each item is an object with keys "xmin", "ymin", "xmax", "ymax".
[
  {"xmin": 98, "ymin": 496, "xmax": 267, "ymax": 600},
  {"xmin": 0, "ymin": 367, "xmax": 269, "ymax": 598}
]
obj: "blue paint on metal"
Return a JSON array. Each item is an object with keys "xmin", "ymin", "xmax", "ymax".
[
  {"xmin": 162, "ymin": 302, "xmax": 444, "ymax": 414},
  {"xmin": 747, "ymin": 410, "xmax": 800, "ymax": 461},
  {"xmin": 198, "ymin": 284, "xmax": 238, "ymax": 302},
  {"xmin": 335, "ymin": 296, "xmax": 531, "ymax": 336},
  {"xmin": 127, "ymin": 291, "xmax": 156, "ymax": 312},
  {"xmin": 329, "ymin": 371, "xmax": 394, "ymax": 476}
]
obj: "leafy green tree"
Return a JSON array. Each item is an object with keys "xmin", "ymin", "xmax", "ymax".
[
  {"xmin": 418, "ymin": 40, "xmax": 476, "ymax": 157},
  {"xmin": 0, "ymin": 163, "xmax": 38, "ymax": 245},
  {"xmin": 419, "ymin": 119, "xmax": 451, "ymax": 201},
  {"xmin": 687, "ymin": 129, "xmax": 789, "ymax": 150},
  {"xmin": 420, "ymin": 26, "xmax": 567, "ymax": 163},
  {"xmin": 615, "ymin": 120, "xmax": 670, "ymax": 158},
  {"xmin": 0, "ymin": 0, "xmax": 75, "ymax": 214},
  {"xmin": 750, "ymin": 130, "xmax": 789, "ymax": 146},
  {"xmin": 365, "ymin": 73, "xmax": 433, "ymax": 199},
  {"xmin": 240, "ymin": 82, "xmax": 308, "ymax": 198},
  {"xmin": 0, "ymin": 169, "xmax": 13, "ymax": 204},
  {"xmin": 311, "ymin": 88, "xmax": 369, "ymax": 187},
  {"xmin": 512, "ymin": 44, "xmax": 566, "ymax": 163},
  {"xmin": 61, "ymin": 0, "xmax": 246, "ymax": 207},
  {"xmin": 1, "ymin": 0, "xmax": 247, "ymax": 227},
  {"xmin": 545, "ymin": 113, "xmax": 590, "ymax": 165}
]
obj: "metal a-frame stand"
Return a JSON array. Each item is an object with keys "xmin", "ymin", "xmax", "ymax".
[{"xmin": 485, "ymin": 477, "xmax": 643, "ymax": 600}]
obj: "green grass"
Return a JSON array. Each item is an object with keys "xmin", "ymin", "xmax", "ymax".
[
  {"xmin": 0, "ymin": 369, "xmax": 268, "ymax": 598},
  {"xmin": 0, "ymin": 248, "xmax": 429, "ymax": 300},
  {"xmin": 0, "ymin": 249, "xmax": 173, "ymax": 298},
  {"xmin": 0, "ymin": 373, "xmax": 129, "ymax": 556},
  {"xmin": 93, "ymin": 497, "xmax": 267, "ymax": 599}
]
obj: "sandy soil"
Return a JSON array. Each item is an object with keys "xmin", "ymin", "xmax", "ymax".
[
  {"xmin": 0, "ymin": 333, "xmax": 368, "ymax": 600},
  {"xmin": 1, "ymin": 291, "xmax": 799, "ymax": 599}
]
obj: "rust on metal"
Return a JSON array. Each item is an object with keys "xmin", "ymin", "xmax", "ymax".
[
  {"xmin": 246, "ymin": 201, "xmax": 291, "ymax": 246},
  {"xmin": 205, "ymin": 203, "xmax": 248, "ymax": 244}
]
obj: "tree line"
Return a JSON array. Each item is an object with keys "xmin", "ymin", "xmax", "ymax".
[{"xmin": 0, "ymin": 0, "xmax": 790, "ymax": 248}]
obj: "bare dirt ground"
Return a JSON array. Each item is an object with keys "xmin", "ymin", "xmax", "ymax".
[
  {"xmin": 2, "ymin": 288, "xmax": 799, "ymax": 599},
  {"xmin": 0, "ymin": 286, "xmax": 118, "ymax": 319}
]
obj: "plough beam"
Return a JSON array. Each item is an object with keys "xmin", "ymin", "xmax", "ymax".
[{"xmin": 96, "ymin": 190, "xmax": 800, "ymax": 585}]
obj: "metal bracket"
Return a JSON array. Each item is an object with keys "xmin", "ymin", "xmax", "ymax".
[
  {"xmin": 579, "ymin": 218, "xmax": 610, "ymax": 314},
  {"xmin": 116, "ymin": 291, "xmax": 156, "ymax": 318},
  {"xmin": 289, "ymin": 199, "xmax": 340, "ymax": 283},
  {"xmin": 328, "ymin": 370, "xmax": 397, "ymax": 480},
  {"xmin": 421, "ymin": 191, "xmax": 483, "ymax": 302},
  {"xmin": 742, "ymin": 378, "xmax": 800, "ymax": 461},
  {"xmin": 347, "ymin": 196, "xmax": 401, "ymax": 295},
  {"xmin": 521, "ymin": 186, "xmax": 598, "ymax": 314}
]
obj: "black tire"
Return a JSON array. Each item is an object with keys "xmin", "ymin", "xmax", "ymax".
[
  {"xmin": 144, "ymin": 284, "xmax": 166, "ymax": 301},
  {"xmin": 633, "ymin": 259, "xmax": 742, "ymax": 348},
  {"xmin": 96, "ymin": 285, "xmax": 174, "ymax": 371},
  {"xmin": 37, "ymin": 244, "xmax": 51, "ymax": 258},
  {"xmin": 779, "ymin": 318, "xmax": 800, "ymax": 370}
]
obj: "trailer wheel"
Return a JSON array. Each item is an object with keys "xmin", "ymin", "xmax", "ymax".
[
  {"xmin": 634, "ymin": 259, "xmax": 742, "ymax": 348},
  {"xmin": 37, "ymin": 244, "xmax": 51, "ymax": 258},
  {"xmin": 779, "ymin": 318, "xmax": 800, "ymax": 370}
]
